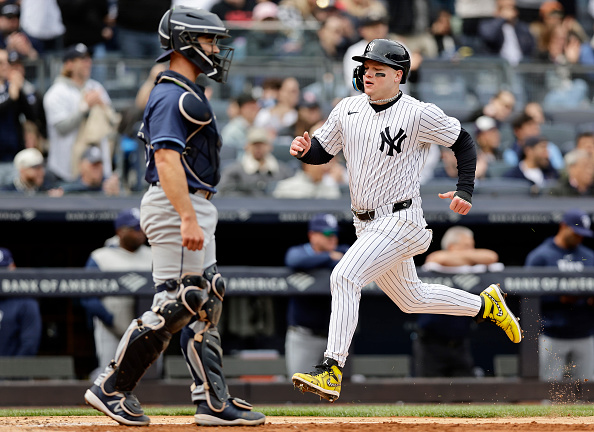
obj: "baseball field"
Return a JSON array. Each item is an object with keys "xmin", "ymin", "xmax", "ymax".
[{"xmin": 1, "ymin": 404, "xmax": 593, "ymax": 431}]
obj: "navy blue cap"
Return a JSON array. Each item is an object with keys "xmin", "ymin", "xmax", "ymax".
[
  {"xmin": 63, "ymin": 43, "xmax": 90, "ymax": 62},
  {"xmin": 309, "ymin": 213, "xmax": 339, "ymax": 234},
  {"xmin": 562, "ymin": 209, "xmax": 593, "ymax": 237},
  {"xmin": 0, "ymin": 247, "xmax": 14, "ymax": 267},
  {"xmin": 115, "ymin": 208, "xmax": 141, "ymax": 231},
  {"xmin": 82, "ymin": 146, "xmax": 103, "ymax": 164}
]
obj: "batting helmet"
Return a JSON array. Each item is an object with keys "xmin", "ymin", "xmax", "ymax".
[
  {"xmin": 156, "ymin": 6, "xmax": 234, "ymax": 83},
  {"xmin": 351, "ymin": 39, "xmax": 411, "ymax": 90}
]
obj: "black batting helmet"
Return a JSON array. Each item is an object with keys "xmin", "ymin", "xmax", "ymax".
[
  {"xmin": 156, "ymin": 6, "xmax": 234, "ymax": 83},
  {"xmin": 352, "ymin": 39, "xmax": 411, "ymax": 85}
]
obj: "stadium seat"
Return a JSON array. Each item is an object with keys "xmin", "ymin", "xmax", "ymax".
[
  {"xmin": 474, "ymin": 178, "xmax": 533, "ymax": 196},
  {"xmin": 547, "ymin": 108, "xmax": 594, "ymax": 126},
  {"xmin": 0, "ymin": 356, "xmax": 75, "ymax": 380},
  {"xmin": 540, "ymin": 123, "xmax": 576, "ymax": 146}
]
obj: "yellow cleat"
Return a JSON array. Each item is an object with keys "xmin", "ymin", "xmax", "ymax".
[
  {"xmin": 479, "ymin": 284, "xmax": 522, "ymax": 343},
  {"xmin": 292, "ymin": 358, "xmax": 342, "ymax": 403}
]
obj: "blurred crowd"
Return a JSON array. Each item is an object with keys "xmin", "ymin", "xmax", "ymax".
[{"xmin": 0, "ymin": 0, "xmax": 594, "ymax": 198}]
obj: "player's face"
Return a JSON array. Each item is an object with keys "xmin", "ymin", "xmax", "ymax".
[
  {"xmin": 310, "ymin": 231, "xmax": 338, "ymax": 252},
  {"xmin": 362, "ymin": 60, "xmax": 400, "ymax": 100},
  {"xmin": 198, "ymin": 35, "xmax": 220, "ymax": 55},
  {"xmin": 119, "ymin": 227, "xmax": 147, "ymax": 252}
]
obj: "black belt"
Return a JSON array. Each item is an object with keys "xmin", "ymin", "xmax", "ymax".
[
  {"xmin": 351, "ymin": 199, "xmax": 412, "ymax": 221},
  {"xmin": 150, "ymin": 182, "xmax": 213, "ymax": 200}
]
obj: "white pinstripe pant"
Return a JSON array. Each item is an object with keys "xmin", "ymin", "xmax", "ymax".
[{"xmin": 325, "ymin": 213, "xmax": 482, "ymax": 367}]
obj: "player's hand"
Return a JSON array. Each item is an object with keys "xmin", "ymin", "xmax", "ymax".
[
  {"xmin": 438, "ymin": 191, "xmax": 472, "ymax": 215},
  {"xmin": 181, "ymin": 217, "xmax": 204, "ymax": 251},
  {"xmin": 290, "ymin": 131, "xmax": 311, "ymax": 158}
]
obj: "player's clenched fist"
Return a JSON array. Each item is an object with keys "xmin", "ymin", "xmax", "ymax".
[
  {"xmin": 290, "ymin": 131, "xmax": 311, "ymax": 158},
  {"xmin": 438, "ymin": 191, "xmax": 472, "ymax": 215}
]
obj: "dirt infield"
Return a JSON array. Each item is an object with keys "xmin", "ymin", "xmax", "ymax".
[{"xmin": 1, "ymin": 416, "xmax": 594, "ymax": 431}]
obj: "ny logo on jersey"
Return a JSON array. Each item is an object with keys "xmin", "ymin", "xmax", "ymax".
[{"xmin": 379, "ymin": 127, "xmax": 406, "ymax": 156}]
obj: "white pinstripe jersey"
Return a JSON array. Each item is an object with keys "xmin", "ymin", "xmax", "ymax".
[{"xmin": 313, "ymin": 93, "xmax": 461, "ymax": 211}]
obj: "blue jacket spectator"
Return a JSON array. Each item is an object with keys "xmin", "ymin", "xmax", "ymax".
[
  {"xmin": 525, "ymin": 209, "xmax": 594, "ymax": 381},
  {"xmin": 0, "ymin": 247, "xmax": 42, "ymax": 356},
  {"xmin": 478, "ymin": 0, "xmax": 535, "ymax": 65},
  {"xmin": 284, "ymin": 213, "xmax": 349, "ymax": 376},
  {"xmin": 503, "ymin": 135, "xmax": 559, "ymax": 191}
]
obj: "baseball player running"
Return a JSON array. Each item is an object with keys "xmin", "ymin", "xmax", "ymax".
[
  {"xmin": 290, "ymin": 39, "xmax": 522, "ymax": 403},
  {"xmin": 84, "ymin": 6, "xmax": 265, "ymax": 426}
]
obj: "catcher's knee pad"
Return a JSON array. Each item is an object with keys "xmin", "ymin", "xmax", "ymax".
[
  {"xmin": 158, "ymin": 274, "xmax": 211, "ymax": 333},
  {"xmin": 105, "ymin": 275, "xmax": 211, "ymax": 392},
  {"xmin": 182, "ymin": 324, "xmax": 229, "ymax": 412},
  {"xmin": 201, "ymin": 264, "xmax": 225, "ymax": 326},
  {"xmin": 104, "ymin": 318, "xmax": 173, "ymax": 392}
]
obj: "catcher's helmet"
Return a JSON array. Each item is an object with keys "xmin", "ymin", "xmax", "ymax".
[
  {"xmin": 351, "ymin": 39, "xmax": 411, "ymax": 90},
  {"xmin": 156, "ymin": 6, "xmax": 234, "ymax": 83}
]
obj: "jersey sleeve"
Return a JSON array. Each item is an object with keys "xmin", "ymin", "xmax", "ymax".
[
  {"xmin": 311, "ymin": 100, "xmax": 344, "ymax": 156},
  {"xmin": 417, "ymin": 103, "xmax": 461, "ymax": 148},
  {"xmin": 146, "ymin": 88, "xmax": 188, "ymax": 152}
]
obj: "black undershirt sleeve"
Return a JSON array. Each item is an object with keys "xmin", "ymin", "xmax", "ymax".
[
  {"xmin": 449, "ymin": 128, "xmax": 476, "ymax": 196},
  {"xmin": 298, "ymin": 137, "xmax": 334, "ymax": 165}
]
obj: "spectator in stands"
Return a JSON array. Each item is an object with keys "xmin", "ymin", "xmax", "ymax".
[
  {"xmin": 475, "ymin": 115, "xmax": 504, "ymax": 164},
  {"xmin": 455, "ymin": 0, "xmax": 496, "ymax": 50},
  {"xmin": 342, "ymin": 13, "xmax": 389, "ymax": 92},
  {"xmin": 19, "ymin": 0, "xmax": 65, "ymax": 54},
  {"xmin": 59, "ymin": 145, "xmax": 120, "ymax": 195},
  {"xmin": 257, "ymin": 77, "xmax": 282, "ymax": 109},
  {"xmin": 0, "ymin": 247, "xmax": 42, "ymax": 356},
  {"xmin": 311, "ymin": 13, "xmax": 353, "ymax": 61},
  {"xmin": 284, "ymin": 213, "xmax": 350, "ymax": 376},
  {"xmin": 503, "ymin": 112, "xmax": 564, "ymax": 169},
  {"xmin": 430, "ymin": 8, "xmax": 459, "ymax": 59},
  {"xmin": 272, "ymin": 161, "xmax": 341, "ymax": 199},
  {"xmin": 415, "ymin": 226, "xmax": 500, "ymax": 377},
  {"xmin": 217, "ymin": 127, "xmax": 293, "ymax": 196},
  {"xmin": 469, "ymin": 89, "xmax": 516, "ymax": 125},
  {"xmin": 279, "ymin": 90, "xmax": 324, "ymax": 140},
  {"xmin": 245, "ymin": 1, "xmax": 293, "ymax": 58},
  {"xmin": 210, "ymin": 0, "xmax": 255, "ymax": 21},
  {"xmin": 478, "ymin": 0, "xmax": 535, "ymax": 66},
  {"xmin": 221, "ymin": 92, "xmax": 260, "ymax": 151},
  {"xmin": 340, "ymin": 0, "xmax": 386, "ymax": 25},
  {"xmin": 57, "ymin": 0, "xmax": 113, "ymax": 60},
  {"xmin": 43, "ymin": 43, "xmax": 115, "ymax": 182},
  {"xmin": 8, "ymin": 51, "xmax": 46, "ymax": 144},
  {"xmin": 80, "ymin": 208, "xmax": 153, "ymax": 381},
  {"xmin": 525, "ymin": 208, "xmax": 594, "ymax": 382},
  {"xmin": 115, "ymin": 0, "xmax": 171, "ymax": 59},
  {"xmin": 503, "ymin": 135, "xmax": 559, "ymax": 191},
  {"xmin": 550, "ymin": 149, "xmax": 594, "ymax": 196},
  {"xmin": 0, "ymin": 48, "xmax": 39, "ymax": 163},
  {"xmin": 0, "ymin": 3, "xmax": 38, "ymax": 60},
  {"xmin": 576, "ymin": 132, "xmax": 594, "ymax": 156},
  {"xmin": 254, "ymin": 76, "xmax": 300, "ymax": 135},
  {"xmin": 0, "ymin": 148, "xmax": 61, "ymax": 195},
  {"xmin": 388, "ymin": 0, "xmax": 438, "ymax": 58},
  {"xmin": 532, "ymin": 1, "xmax": 589, "ymax": 59},
  {"xmin": 523, "ymin": 101, "xmax": 548, "ymax": 125}
]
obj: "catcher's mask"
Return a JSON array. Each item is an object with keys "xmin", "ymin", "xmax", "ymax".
[{"xmin": 156, "ymin": 6, "xmax": 234, "ymax": 84}]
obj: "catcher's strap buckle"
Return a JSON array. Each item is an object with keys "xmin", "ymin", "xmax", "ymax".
[{"xmin": 351, "ymin": 198, "xmax": 412, "ymax": 221}]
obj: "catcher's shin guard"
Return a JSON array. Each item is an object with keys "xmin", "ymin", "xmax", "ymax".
[
  {"xmin": 182, "ymin": 324, "xmax": 229, "ymax": 412},
  {"xmin": 104, "ymin": 274, "xmax": 211, "ymax": 392},
  {"xmin": 181, "ymin": 265, "xmax": 229, "ymax": 412}
]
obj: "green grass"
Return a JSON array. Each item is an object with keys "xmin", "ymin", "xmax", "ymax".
[{"xmin": 1, "ymin": 404, "xmax": 594, "ymax": 418}]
